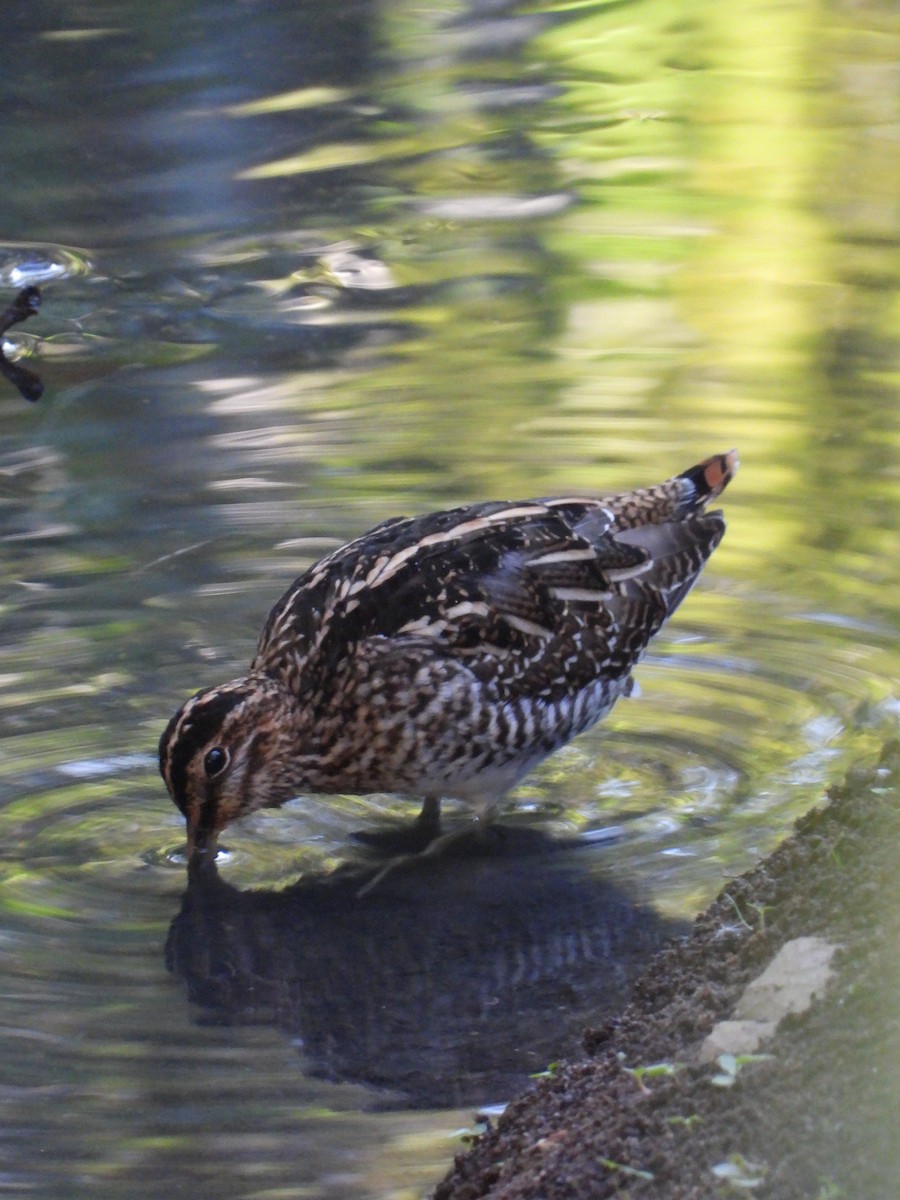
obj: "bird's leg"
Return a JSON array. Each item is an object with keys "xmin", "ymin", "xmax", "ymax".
[
  {"xmin": 351, "ymin": 794, "xmax": 442, "ymax": 854},
  {"xmin": 414, "ymin": 794, "xmax": 442, "ymax": 839},
  {"xmin": 354, "ymin": 797, "xmax": 497, "ymax": 898},
  {"xmin": 473, "ymin": 795, "xmax": 500, "ymax": 837}
]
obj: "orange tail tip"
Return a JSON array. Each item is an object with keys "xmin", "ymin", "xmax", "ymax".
[{"xmin": 679, "ymin": 449, "xmax": 739, "ymax": 502}]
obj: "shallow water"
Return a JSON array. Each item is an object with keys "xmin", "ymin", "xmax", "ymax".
[{"xmin": 0, "ymin": 1, "xmax": 898, "ymax": 1197}]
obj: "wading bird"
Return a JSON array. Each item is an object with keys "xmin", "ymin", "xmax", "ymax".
[{"xmin": 160, "ymin": 451, "xmax": 737, "ymax": 859}]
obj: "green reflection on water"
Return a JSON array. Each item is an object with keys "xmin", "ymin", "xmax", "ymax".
[{"xmin": 0, "ymin": 0, "xmax": 897, "ymax": 1197}]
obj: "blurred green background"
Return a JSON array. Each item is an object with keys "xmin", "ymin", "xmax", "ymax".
[{"xmin": 0, "ymin": 0, "xmax": 897, "ymax": 1196}]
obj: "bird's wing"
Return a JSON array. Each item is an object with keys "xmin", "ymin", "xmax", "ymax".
[{"xmin": 253, "ymin": 482, "xmax": 724, "ymax": 706}]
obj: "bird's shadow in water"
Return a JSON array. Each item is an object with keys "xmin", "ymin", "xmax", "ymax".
[{"xmin": 165, "ymin": 827, "xmax": 688, "ymax": 1109}]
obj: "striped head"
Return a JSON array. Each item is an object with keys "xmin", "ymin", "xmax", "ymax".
[{"xmin": 159, "ymin": 673, "xmax": 301, "ymax": 856}]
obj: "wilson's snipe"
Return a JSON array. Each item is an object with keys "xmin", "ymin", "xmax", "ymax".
[{"xmin": 160, "ymin": 451, "xmax": 737, "ymax": 857}]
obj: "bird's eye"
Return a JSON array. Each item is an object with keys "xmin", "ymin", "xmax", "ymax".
[{"xmin": 203, "ymin": 747, "xmax": 229, "ymax": 778}]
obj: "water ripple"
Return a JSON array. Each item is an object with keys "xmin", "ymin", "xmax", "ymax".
[
  {"xmin": 0, "ymin": 243, "xmax": 91, "ymax": 288},
  {"xmin": 417, "ymin": 193, "xmax": 574, "ymax": 220}
]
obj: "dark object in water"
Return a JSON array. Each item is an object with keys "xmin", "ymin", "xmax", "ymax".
[
  {"xmin": 0, "ymin": 285, "xmax": 44, "ymax": 401},
  {"xmin": 166, "ymin": 836, "xmax": 688, "ymax": 1107}
]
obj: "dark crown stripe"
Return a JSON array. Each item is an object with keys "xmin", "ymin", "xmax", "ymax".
[{"xmin": 159, "ymin": 687, "xmax": 249, "ymax": 810}]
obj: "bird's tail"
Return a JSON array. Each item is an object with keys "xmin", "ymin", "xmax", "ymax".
[
  {"xmin": 601, "ymin": 449, "xmax": 739, "ymax": 530},
  {"xmin": 677, "ymin": 449, "xmax": 739, "ymax": 506}
]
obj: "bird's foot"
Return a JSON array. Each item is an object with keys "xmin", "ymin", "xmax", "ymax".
[
  {"xmin": 354, "ymin": 823, "xmax": 498, "ymax": 897},
  {"xmin": 350, "ymin": 796, "xmax": 442, "ymax": 856},
  {"xmin": 350, "ymin": 818, "xmax": 442, "ymax": 856}
]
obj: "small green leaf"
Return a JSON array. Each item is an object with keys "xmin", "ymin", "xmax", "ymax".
[{"xmin": 598, "ymin": 1157, "xmax": 655, "ymax": 1181}]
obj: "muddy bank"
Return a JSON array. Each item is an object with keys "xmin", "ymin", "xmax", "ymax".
[{"xmin": 435, "ymin": 743, "xmax": 900, "ymax": 1199}]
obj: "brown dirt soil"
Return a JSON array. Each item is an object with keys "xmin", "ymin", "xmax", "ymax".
[{"xmin": 434, "ymin": 742, "xmax": 900, "ymax": 1200}]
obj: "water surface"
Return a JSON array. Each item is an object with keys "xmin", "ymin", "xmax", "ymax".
[{"xmin": 0, "ymin": 1, "xmax": 898, "ymax": 1197}]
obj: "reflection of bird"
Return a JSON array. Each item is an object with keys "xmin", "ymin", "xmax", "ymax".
[
  {"xmin": 166, "ymin": 843, "xmax": 687, "ymax": 1106},
  {"xmin": 160, "ymin": 451, "xmax": 737, "ymax": 856}
]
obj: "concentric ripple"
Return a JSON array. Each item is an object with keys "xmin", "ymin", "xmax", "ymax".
[
  {"xmin": 0, "ymin": 242, "xmax": 91, "ymax": 288},
  {"xmin": 0, "ymin": 0, "xmax": 897, "ymax": 1195}
]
